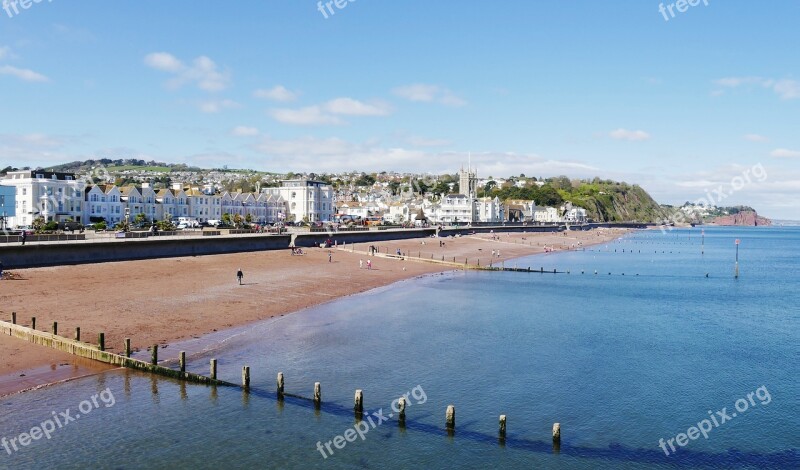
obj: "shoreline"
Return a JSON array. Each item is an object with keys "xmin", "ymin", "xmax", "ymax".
[{"xmin": 0, "ymin": 228, "xmax": 630, "ymax": 397}]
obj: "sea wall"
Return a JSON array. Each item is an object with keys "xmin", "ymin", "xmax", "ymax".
[
  {"xmin": 0, "ymin": 235, "xmax": 291, "ymax": 269},
  {"xmin": 0, "ymin": 223, "xmax": 650, "ymax": 269}
]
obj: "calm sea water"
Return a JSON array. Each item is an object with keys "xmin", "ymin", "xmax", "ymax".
[{"xmin": 1, "ymin": 227, "xmax": 798, "ymax": 469}]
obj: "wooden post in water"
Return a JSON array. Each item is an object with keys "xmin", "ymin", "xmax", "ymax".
[
  {"xmin": 354, "ymin": 389, "xmax": 364, "ymax": 415},
  {"xmin": 314, "ymin": 382, "xmax": 322, "ymax": 407},
  {"xmin": 11, "ymin": 312, "xmax": 16, "ymax": 325},
  {"xmin": 98, "ymin": 332, "xmax": 105, "ymax": 351},
  {"xmin": 151, "ymin": 344, "xmax": 158, "ymax": 365},
  {"xmin": 242, "ymin": 366, "xmax": 250, "ymax": 390},
  {"xmin": 210, "ymin": 359, "xmax": 217, "ymax": 380},
  {"xmin": 179, "ymin": 351, "xmax": 186, "ymax": 373},
  {"xmin": 124, "ymin": 338, "xmax": 131, "ymax": 358},
  {"xmin": 52, "ymin": 322, "xmax": 57, "ymax": 336},
  {"xmin": 397, "ymin": 397, "xmax": 406, "ymax": 426},
  {"xmin": 277, "ymin": 372, "xmax": 285, "ymax": 398},
  {"xmin": 552, "ymin": 423, "xmax": 561, "ymax": 444},
  {"xmin": 499, "ymin": 415, "xmax": 507, "ymax": 440},
  {"xmin": 75, "ymin": 327, "xmax": 80, "ymax": 341},
  {"xmin": 446, "ymin": 405, "xmax": 456, "ymax": 432}
]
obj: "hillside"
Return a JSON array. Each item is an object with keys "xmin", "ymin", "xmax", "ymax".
[
  {"xmin": 484, "ymin": 177, "xmax": 671, "ymax": 223},
  {"xmin": 560, "ymin": 182, "xmax": 671, "ymax": 223}
]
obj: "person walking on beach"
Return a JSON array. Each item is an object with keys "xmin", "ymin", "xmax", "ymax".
[
  {"xmin": 359, "ymin": 259, "xmax": 363, "ymax": 269},
  {"xmin": 328, "ymin": 251, "xmax": 332, "ymax": 263},
  {"xmin": 236, "ymin": 269, "xmax": 244, "ymax": 285},
  {"xmin": 367, "ymin": 259, "xmax": 372, "ymax": 270}
]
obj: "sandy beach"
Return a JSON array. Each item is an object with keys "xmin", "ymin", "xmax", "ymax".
[{"xmin": 0, "ymin": 228, "xmax": 627, "ymax": 396}]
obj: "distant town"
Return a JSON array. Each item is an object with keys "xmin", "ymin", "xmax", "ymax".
[{"xmin": 0, "ymin": 160, "xmax": 764, "ymax": 231}]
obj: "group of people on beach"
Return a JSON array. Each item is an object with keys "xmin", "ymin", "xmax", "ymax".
[{"xmin": 359, "ymin": 259, "xmax": 373, "ymax": 270}]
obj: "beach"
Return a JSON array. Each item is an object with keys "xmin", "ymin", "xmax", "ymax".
[{"xmin": 0, "ymin": 228, "xmax": 627, "ymax": 396}]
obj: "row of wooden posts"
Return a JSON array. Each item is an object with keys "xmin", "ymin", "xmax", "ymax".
[{"xmin": 9, "ymin": 311, "xmax": 562, "ymax": 444}]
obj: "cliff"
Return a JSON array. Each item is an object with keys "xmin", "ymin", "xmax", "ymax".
[{"xmin": 709, "ymin": 211, "xmax": 772, "ymax": 226}]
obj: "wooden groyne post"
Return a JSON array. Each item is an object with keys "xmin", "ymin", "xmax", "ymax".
[
  {"xmin": 397, "ymin": 396, "xmax": 406, "ymax": 426},
  {"xmin": 210, "ymin": 359, "xmax": 217, "ymax": 380},
  {"xmin": 314, "ymin": 382, "xmax": 321, "ymax": 407},
  {"xmin": 446, "ymin": 405, "xmax": 456, "ymax": 433},
  {"xmin": 179, "ymin": 351, "xmax": 186, "ymax": 373},
  {"xmin": 75, "ymin": 327, "xmax": 80, "ymax": 342},
  {"xmin": 31, "ymin": 317, "xmax": 36, "ymax": 330},
  {"xmin": 552, "ymin": 423, "xmax": 561, "ymax": 444},
  {"xmin": 124, "ymin": 338, "xmax": 131, "ymax": 358},
  {"xmin": 150, "ymin": 344, "xmax": 158, "ymax": 365},
  {"xmin": 242, "ymin": 366, "xmax": 250, "ymax": 390},
  {"xmin": 277, "ymin": 372, "xmax": 285, "ymax": 398},
  {"xmin": 98, "ymin": 332, "xmax": 105, "ymax": 351},
  {"xmin": 499, "ymin": 415, "xmax": 507, "ymax": 440},
  {"xmin": 52, "ymin": 322, "xmax": 57, "ymax": 336},
  {"xmin": 354, "ymin": 389, "xmax": 364, "ymax": 416},
  {"xmin": 11, "ymin": 312, "xmax": 15, "ymax": 325}
]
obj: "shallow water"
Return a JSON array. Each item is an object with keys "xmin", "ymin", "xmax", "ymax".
[{"xmin": 1, "ymin": 227, "xmax": 797, "ymax": 469}]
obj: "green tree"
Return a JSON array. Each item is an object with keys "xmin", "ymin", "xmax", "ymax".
[
  {"xmin": 32, "ymin": 216, "xmax": 46, "ymax": 233},
  {"xmin": 134, "ymin": 212, "xmax": 149, "ymax": 227},
  {"xmin": 233, "ymin": 213, "xmax": 243, "ymax": 228},
  {"xmin": 221, "ymin": 213, "xmax": 232, "ymax": 226},
  {"xmin": 245, "ymin": 213, "xmax": 253, "ymax": 225}
]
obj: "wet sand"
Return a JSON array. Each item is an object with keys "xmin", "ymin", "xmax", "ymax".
[{"xmin": 0, "ymin": 228, "xmax": 628, "ymax": 396}]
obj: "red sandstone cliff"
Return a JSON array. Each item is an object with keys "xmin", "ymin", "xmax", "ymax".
[{"xmin": 710, "ymin": 211, "xmax": 772, "ymax": 226}]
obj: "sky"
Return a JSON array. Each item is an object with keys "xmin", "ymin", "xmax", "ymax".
[{"xmin": 0, "ymin": 0, "xmax": 799, "ymax": 218}]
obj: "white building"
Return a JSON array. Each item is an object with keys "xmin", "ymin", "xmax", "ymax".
[
  {"xmin": 0, "ymin": 170, "xmax": 84, "ymax": 227},
  {"xmin": 85, "ymin": 184, "xmax": 124, "ymax": 225},
  {"xmin": 265, "ymin": 180, "xmax": 334, "ymax": 223},
  {"xmin": 533, "ymin": 206, "xmax": 561, "ymax": 223},
  {"xmin": 434, "ymin": 194, "xmax": 475, "ymax": 224},
  {"xmin": 476, "ymin": 196, "xmax": 504, "ymax": 223}
]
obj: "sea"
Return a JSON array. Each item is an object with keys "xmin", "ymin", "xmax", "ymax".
[{"xmin": 1, "ymin": 227, "xmax": 797, "ymax": 469}]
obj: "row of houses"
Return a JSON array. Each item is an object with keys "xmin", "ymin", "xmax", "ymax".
[{"xmin": 0, "ymin": 171, "xmax": 334, "ymax": 227}]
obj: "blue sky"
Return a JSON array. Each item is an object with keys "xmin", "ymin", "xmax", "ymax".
[{"xmin": 1, "ymin": 0, "xmax": 799, "ymax": 218}]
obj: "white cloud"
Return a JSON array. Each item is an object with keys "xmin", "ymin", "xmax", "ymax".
[
  {"xmin": 0, "ymin": 65, "xmax": 49, "ymax": 82},
  {"xmin": 771, "ymin": 148, "xmax": 800, "ymax": 158},
  {"xmin": 406, "ymin": 136, "xmax": 452, "ymax": 147},
  {"xmin": 609, "ymin": 128, "xmax": 651, "ymax": 142},
  {"xmin": 324, "ymin": 98, "xmax": 391, "ymax": 116},
  {"xmin": 250, "ymin": 135, "xmax": 598, "ymax": 177},
  {"xmin": 772, "ymin": 79, "xmax": 800, "ymax": 100},
  {"xmin": 0, "ymin": 46, "xmax": 10, "ymax": 60},
  {"xmin": 713, "ymin": 76, "xmax": 800, "ymax": 100},
  {"xmin": 268, "ymin": 97, "xmax": 391, "ymax": 125},
  {"xmin": 144, "ymin": 52, "xmax": 230, "ymax": 92},
  {"xmin": 231, "ymin": 126, "xmax": 260, "ymax": 137},
  {"xmin": 392, "ymin": 84, "xmax": 467, "ymax": 107},
  {"xmin": 744, "ymin": 134, "xmax": 769, "ymax": 143},
  {"xmin": 198, "ymin": 99, "xmax": 240, "ymax": 113},
  {"xmin": 269, "ymin": 106, "xmax": 344, "ymax": 126},
  {"xmin": 254, "ymin": 85, "xmax": 298, "ymax": 102}
]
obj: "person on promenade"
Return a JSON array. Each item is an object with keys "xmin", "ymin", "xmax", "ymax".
[
  {"xmin": 237, "ymin": 269, "xmax": 244, "ymax": 285},
  {"xmin": 0, "ymin": 259, "xmax": 4, "ymax": 279},
  {"xmin": 20, "ymin": 230, "xmax": 26, "ymax": 246}
]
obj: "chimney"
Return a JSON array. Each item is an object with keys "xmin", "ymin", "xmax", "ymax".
[{"xmin": 172, "ymin": 183, "xmax": 182, "ymax": 191}]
